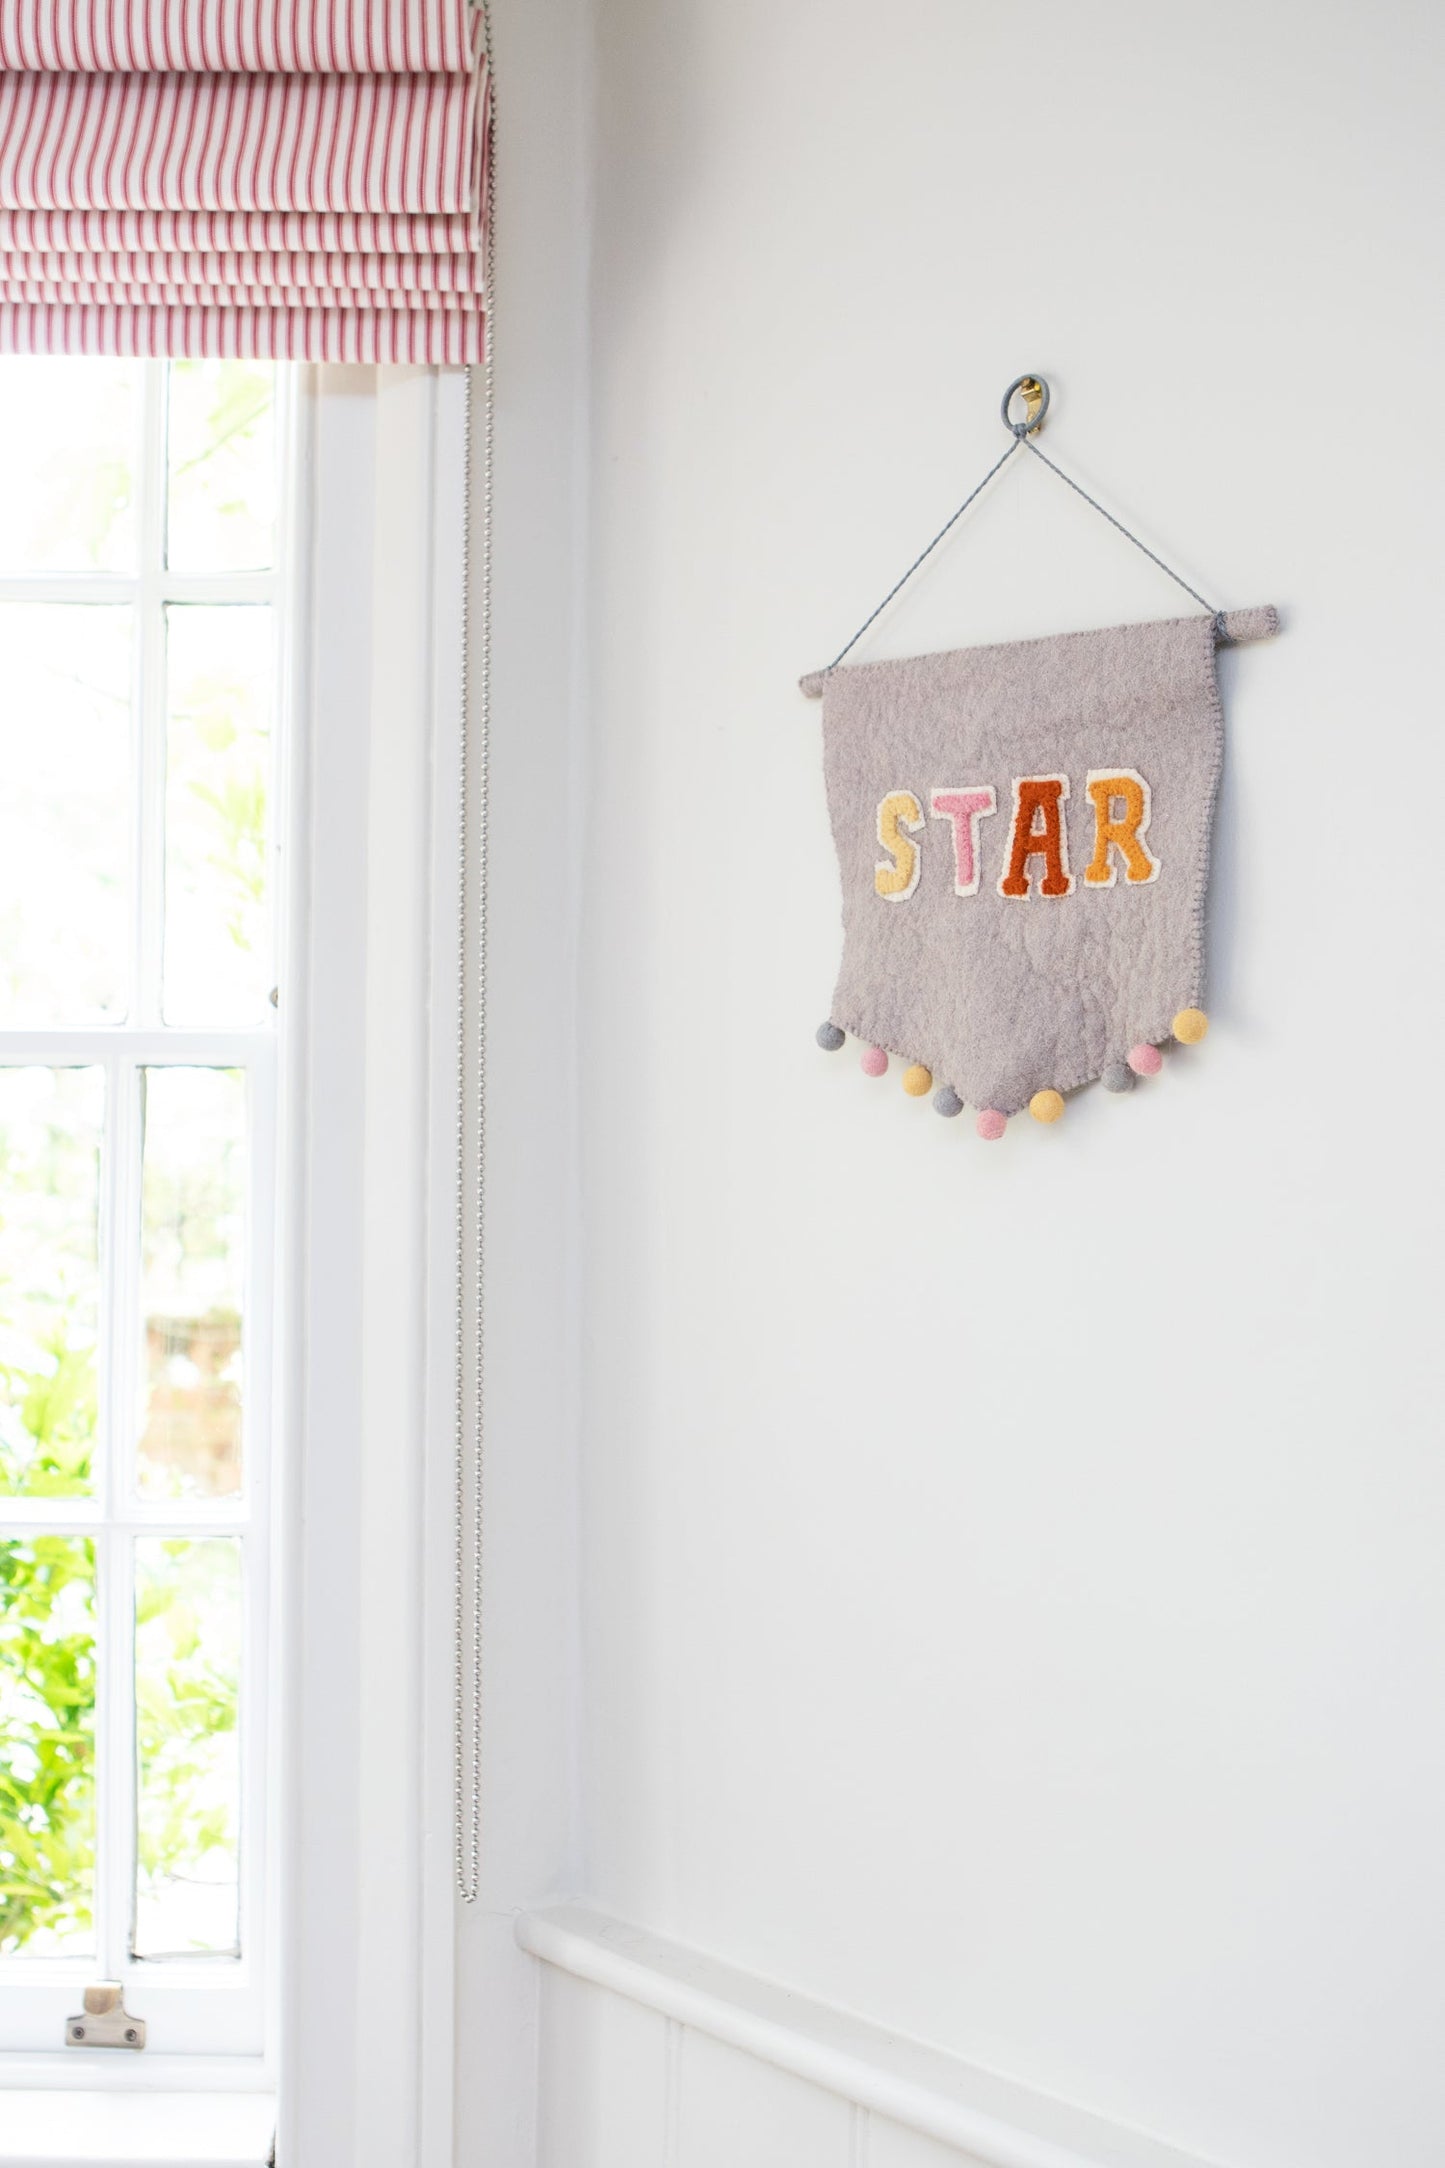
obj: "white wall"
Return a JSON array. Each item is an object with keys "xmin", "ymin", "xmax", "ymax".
[{"xmin": 562, "ymin": 2, "xmax": 1445, "ymax": 2165}]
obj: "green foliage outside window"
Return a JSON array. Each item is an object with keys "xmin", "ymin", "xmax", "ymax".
[
  {"xmin": 0, "ymin": 1529, "xmax": 94, "ymax": 1952},
  {"xmin": 0, "ymin": 1294, "xmax": 240, "ymax": 1957}
]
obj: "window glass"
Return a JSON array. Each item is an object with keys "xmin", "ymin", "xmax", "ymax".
[
  {"xmin": 166, "ymin": 360, "xmax": 276, "ymax": 575},
  {"xmin": 137, "ymin": 1068, "xmax": 247, "ymax": 1501},
  {"xmin": 0, "ymin": 605, "xmax": 132, "ymax": 1026},
  {"xmin": 0, "ymin": 1534, "xmax": 96, "ymax": 1955},
  {"xmin": 133, "ymin": 1536, "xmax": 241, "ymax": 1958},
  {"xmin": 0, "ymin": 1068, "xmax": 103, "ymax": 1499},
  {"xmin": 0, "ymin": 357, "xmax": 140, "ymax": 574},
  {"xmin": 0, "ymin": 359, "xmax": 278, "ymax": 2042},
  {"xmin": 163, "ymin": 606, "xmax": 274, "ymax": 1027}
]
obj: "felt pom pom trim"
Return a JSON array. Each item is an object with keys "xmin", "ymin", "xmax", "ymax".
[{"xmin": 815, "ymin": 1007, "xmax": 1210, "ymax": 1136}]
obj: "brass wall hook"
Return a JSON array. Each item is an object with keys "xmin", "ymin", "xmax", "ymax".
[{"xmin": 1001, "ymin": 374, "xmax": 1049, "ymax": 435}]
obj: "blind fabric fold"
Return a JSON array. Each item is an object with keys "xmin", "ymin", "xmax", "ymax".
[
  {"xmin": 0, "ymin": 0, "xmax": 488, "ymax": 358},
  {"xmin": 0, "ymin": 0, "xmax": 478, "ymax": 73}
]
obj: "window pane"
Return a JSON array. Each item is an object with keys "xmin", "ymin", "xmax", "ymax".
[
  {"xmin": 162, "ymin": 605, "xmax": 274, "ymax": 1028},
  {"xmin": 137, "ymin": 1069, "xmax": 246, "ymax": 1500},
  {"xmin": 166, "ymin": 360, "xmax": 276, "ymax": 575},
  {"xmin": 0, "ymin": 1534, "xmax": 96, "ymax": 1955},
  {"xmin": 0, "ymin": 605, "xmax": 132, "ymax": 1026},
  {"xmin": 0, "ymin": 357, "xmax": 139, "ymax": 573},
  {"xmin": 133, "ymin": 1536, "xmax": 240, "ymax": 1959},
  {"xmin": 0, "ymin": 1069, "xmax": 103, "ymax": 1499}
]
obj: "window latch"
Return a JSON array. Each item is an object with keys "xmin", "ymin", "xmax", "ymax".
[{"xmin": 65, "ymin": 1982, "xmax": 146, "ymax": 2050}]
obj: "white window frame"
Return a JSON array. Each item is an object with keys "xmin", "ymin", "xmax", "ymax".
[
  {"xmin": 276, "ymin": 364, "xmax": 466, "ymax": 2164},
  {"xmin": 0, "ymin": 359, "xmax": 294, "ymax": 2068},
  {"xmin": 0, "ymin": 365, "xmax": 474, "ymax": 2159}
]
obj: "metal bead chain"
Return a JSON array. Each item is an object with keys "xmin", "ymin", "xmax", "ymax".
[{"xmin": 455, "ymin": 0, "xmax": 495, "ymax": 1910}]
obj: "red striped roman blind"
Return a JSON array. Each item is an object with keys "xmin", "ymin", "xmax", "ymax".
[{"xmin": 0, "ymin": 0, "xmax": 489, "ymax": 359}]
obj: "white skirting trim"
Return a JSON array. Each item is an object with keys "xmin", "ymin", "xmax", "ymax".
[{"xmin": 516, "ymin": 1906, "xmax": 1230, "ymax": 2168}]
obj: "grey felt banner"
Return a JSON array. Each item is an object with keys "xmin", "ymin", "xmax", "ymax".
[{"xmin": 803, "ymin": 608, "xmax": 1278, "ymax": 1115}]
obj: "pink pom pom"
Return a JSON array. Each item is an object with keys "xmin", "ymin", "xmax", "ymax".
[
  {"xmin": 1127, "ymin": 1043, "xmax": 1163, "ymax": 1077},
  {"xmin": 860, "ymin": 1046, "xmax": 888, "ymax": 1077},
  {"xmin": 975, "ymin": 1108, "xmax": 1007, "ymax": 1141}
]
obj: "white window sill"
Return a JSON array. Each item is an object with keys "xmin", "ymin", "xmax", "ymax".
[{"xmin": 0, "ymin": 2092, "xmax": 273, "ymax": 2168}]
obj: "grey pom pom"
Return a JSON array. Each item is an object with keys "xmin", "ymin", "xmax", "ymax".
[
  {"xmin": 1102, "ymin": 1061, "xmax": 1135, "ymax": 1093},
  {"xmin": 932, "ymin": 1085, "xmax": 964, "ymax": 1118},
  {"xmin": 815, "ymin": 1021, "xmax": 846, "ymax": 1051}
]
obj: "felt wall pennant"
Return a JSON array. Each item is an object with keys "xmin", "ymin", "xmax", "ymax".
[{"xmin": 802, "ymin": 377, "xmax": 1280, "ymax": 1142}]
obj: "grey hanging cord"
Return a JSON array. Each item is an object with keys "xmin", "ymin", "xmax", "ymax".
[
  {"xmin": 455, "ymin": 0, "xmax": 494, "ymax": 1909},
  {"xmin": 821, "ymin": 374, "xmax": 1219, "ymax": 674},
  {"xmin": 824, "ymin": 437, "xmax": 1022, "ymax": 670}
]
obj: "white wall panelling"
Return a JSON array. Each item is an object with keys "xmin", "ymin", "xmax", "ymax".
[
  {"xmin": 536, "ymin": 1971, "xmax": 670, "ymax": 2168},
  {"xmin": 875, "ymin": 2122, "xmax": 994, "ymax": 2168},
  {"xmin": 678, "ymin": 2033, "xmax": 852, "ymax": 2168},
  {"xmin": 521, "ymin": 1907, "xmax": 1228, "ymax": 2168}
]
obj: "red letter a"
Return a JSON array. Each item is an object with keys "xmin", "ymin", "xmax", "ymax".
[{"xmin": 998, "ymin": 775, "xmax": 1073, "ymax": 899}]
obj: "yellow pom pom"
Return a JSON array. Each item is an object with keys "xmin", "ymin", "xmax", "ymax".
[
  {"xmin": 902, "ymin": 1064, "xmax": 933, "ymax": 1098},
  {"xmin": 1029, "ymin": 1088, "xmax": 1065, "ymax": 1124},
  {"xmin": 1172, "ymin": 1007, "xmax": 1209, "ymax": 1045}
]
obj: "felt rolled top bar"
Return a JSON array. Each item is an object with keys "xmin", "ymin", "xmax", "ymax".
[{"xmin": 799, "ymin": 606, "xmax": 1279, "ymax": 700}]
